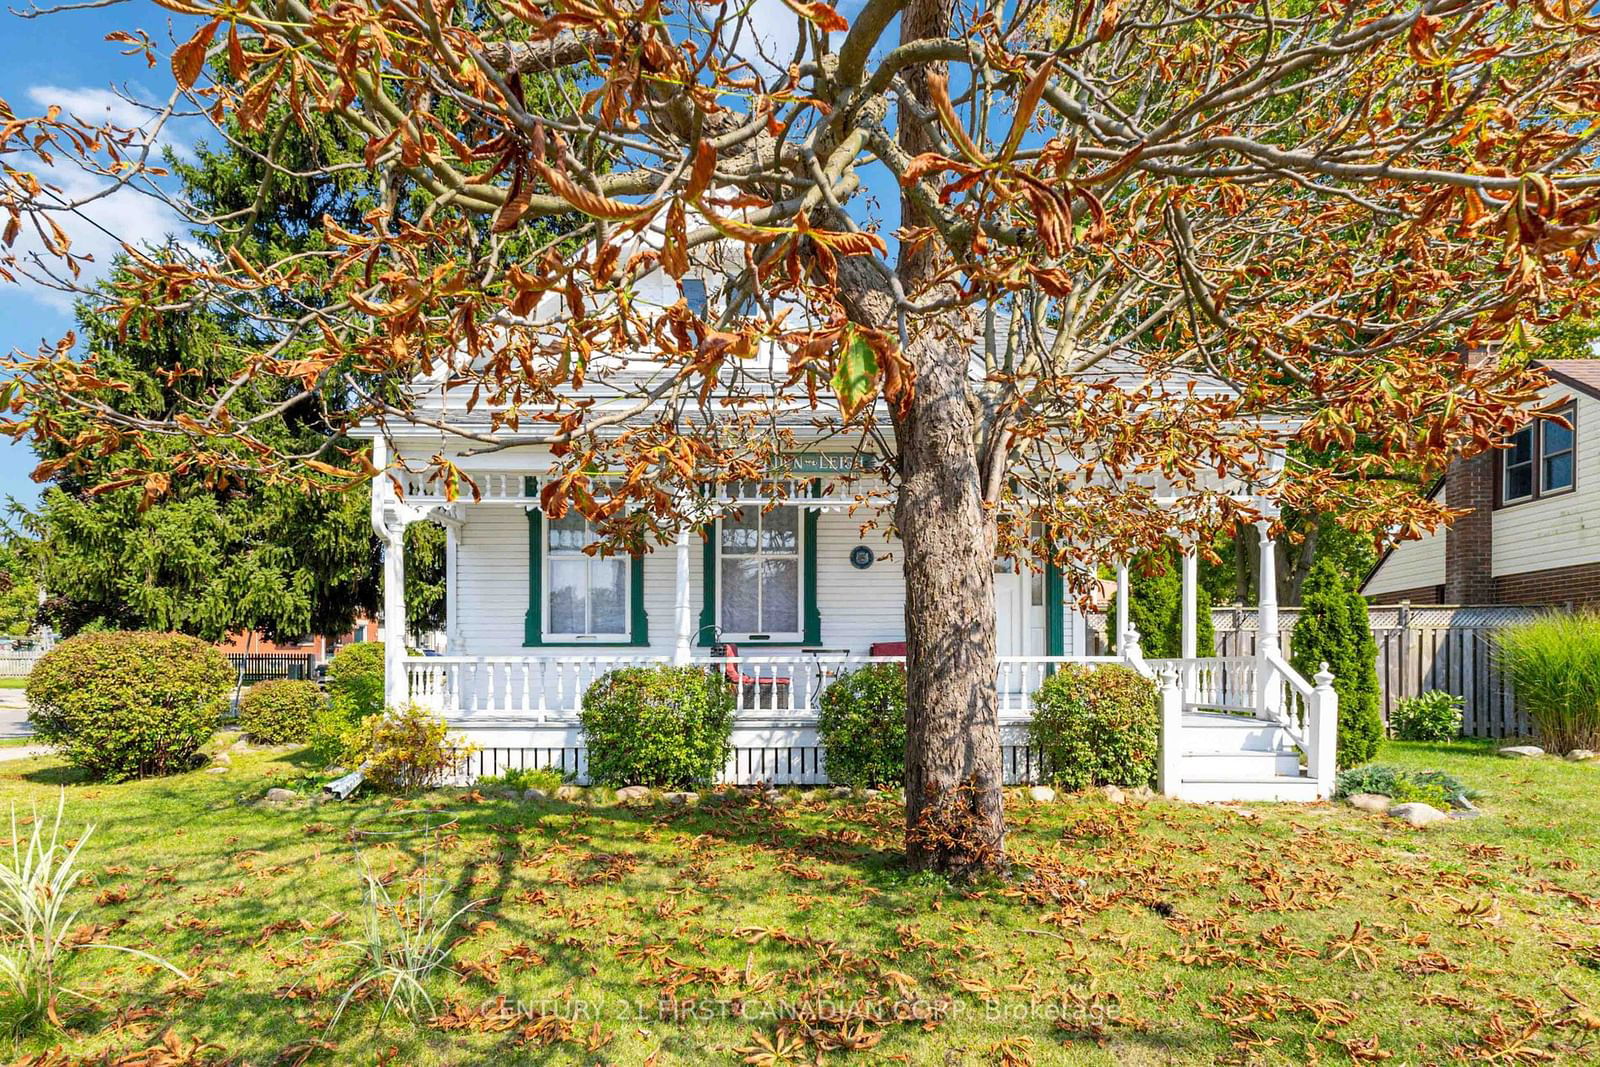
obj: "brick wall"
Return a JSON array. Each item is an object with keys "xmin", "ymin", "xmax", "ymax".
[
  {"xmin": 1444, "ymin": 452, "xmax": 1495, "ymax": 604},
  {"xmin": 1493, "ymin": 562, "xmax": 1600, "ymax": 608},
  {"xmin": 1367, "ymin": 584, "xmax": 1445, "ymax": 605}
]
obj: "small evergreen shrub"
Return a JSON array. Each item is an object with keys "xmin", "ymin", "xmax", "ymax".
[
  {"xmin": 1493, "ymin": 612, "xmax": 1600, "ymax": 753},
  {"xmin": 345, "ymin": 704, "xmax": 471, "ymax": 794},
  {"xmin": 26, "ymin": 631, "xmax": 232, "ymax": 781},
  {"xmin": 1107, "ymin": 547, "xmax": 1215, "ymax": 657},
  {"xmin": 1290, "ymin": 557, "xmax": 1383, "ymax": 767},
  {"xmin": 238, "ymin": 679, "xmax": 326, "ymax": 744},
  {"xmin": 477, "ymin": 766, "xmax": 566, "ymax": 793},
  {"xmin": 325, "ymin": 642, "xmax": 386, "ymax": 719},
  {"xmin": 818, "ymin": 662, "xmax": 907, "ymax": 786},
  {"xmin": 1334, "ymin": 764, "xmax": 1472, "ymax": 807},
  {"xmin": 1027, "ymin": 663, "xmax": 1160, "ymax": 790},
  {"xmin": 1390, "ymin": 690, "xmax": 1464, "ymax": 742},
  {"xmin": 580, "ymin": 666, "xmax": 734, "ymax": 787}
]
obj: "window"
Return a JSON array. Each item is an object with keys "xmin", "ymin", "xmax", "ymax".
[
  {"xmin": 682, "ymin": 278, "xmax": 708, "ymax": 317},
  {"xmin": 718, "ymin": 502, "xmax": 801, "ymax": 639},
  {"xmin": 1499, "ymin": 404, "xmax": 1577, "ymax": 506},
  {"xmin": 544, "ymin": 513, "xmax": 629, "ymax": 639}
]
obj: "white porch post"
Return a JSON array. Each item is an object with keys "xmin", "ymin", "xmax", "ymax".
[
  {"xmin": 382, "ymin": 522, "xmax": 408, "ymax": 708},
  {"xmin": 1255, "ymin": 521, "xmax": 1282, "ymax": 719},
  {"xmin": 1114, "ymin": 561, "xmax": 1130, "ymax": 651},
  {"xmin": 1158, "ymin": 666, "xmax": 1185, "ymax": 799},
  {"xmin": 1309, "ymin": 662, "xmax": 1339, "ymax": 799},
  {"xmin": 1180, "ymin": 545, "xmax": 1198, "ymax": 702},
  {"xmin": 443, "ymin": 522, "xmax": 460, "ymax": 653},
  {"xmin": 673, "ymin": 526, "xmax": 694, "ymax": 665}
]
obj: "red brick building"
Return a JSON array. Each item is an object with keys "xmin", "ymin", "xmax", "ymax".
[
  {"xmin": 217, "ymin": 617, "xmax": 380, "ymax": 663},
  {"xmin": 1363, "ymin": 359, "xmax": 1600, "ymax": 608}
]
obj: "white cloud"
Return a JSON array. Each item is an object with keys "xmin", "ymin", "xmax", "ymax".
[{"xmin": 741, "ymin": 0, "xmax": 853, "ymax": 76}]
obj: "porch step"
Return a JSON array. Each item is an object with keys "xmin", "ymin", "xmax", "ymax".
[
  {"xmin": 1179, "ymin": 775, "xmax": 1324, "ymax": 803},
  {"xmin": 1183, "ymin": 720, "xmax": 1296, "ymax": 755},
  {"xmin": 1182, "ymin": 749, "xmax": 1303, "ymax": 778}
]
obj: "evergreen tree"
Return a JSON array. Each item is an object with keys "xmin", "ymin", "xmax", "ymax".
[
  {"xmin": 1290, "ymin": 556, "xmax": 1383, "ymax": 767},
  {"xmin": 1109, "ymin": 548, "xmax": 1214, "ymax": 658}
]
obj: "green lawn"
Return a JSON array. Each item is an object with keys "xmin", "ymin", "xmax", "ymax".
[
  {"xmin": 2, "ymin": 740, "xmax": 1598, "ymax": 1064},
  {"xmin": 0, "ymin": 678, "xmax": 28, "ymax": 689}
]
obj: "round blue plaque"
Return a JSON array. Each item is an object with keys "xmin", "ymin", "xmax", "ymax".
[{"xmin": 850, "ymin": 545, "xmax": 874, "ymax": 569}]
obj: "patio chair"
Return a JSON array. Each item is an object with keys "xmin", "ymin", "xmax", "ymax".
[
  {"xmin": 715, "ymin": 643, "xmax": 791, "ymax": 709},
  {"xmin": 869, "ymin": 641, "xmax": 907, "ymax": 657}
]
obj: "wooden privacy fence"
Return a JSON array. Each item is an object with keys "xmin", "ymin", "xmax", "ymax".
[{"xmin": 1090, "ymin": 605, "xmax": 1541, "ymax": 739}]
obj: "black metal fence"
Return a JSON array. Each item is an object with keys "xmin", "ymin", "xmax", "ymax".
[{"xmin": 227, "ymin": 653, "xmax": 319, "ymax": 685}]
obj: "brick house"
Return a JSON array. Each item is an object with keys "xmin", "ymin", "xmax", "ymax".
[{"xmin": 1363, "ymin": 359, "xmax": 1600, "ymax": 607}]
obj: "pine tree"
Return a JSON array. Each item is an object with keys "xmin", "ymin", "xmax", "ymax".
[{"xmin": 1290, "ymin": 556, "xmax": 1383, "ymax": 767}]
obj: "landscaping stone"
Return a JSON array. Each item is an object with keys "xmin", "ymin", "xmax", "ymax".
[
  {"xmin": 1387, "ymin": 802, "xmax": 1449, "ymax": 828},
  {"xmin": 262, "ymin": 787, "xmax": 300, "ymax": 805},
  {"xmin": 763, "ymin": 790, "xmax": 792, "ymax": 807},
  {"xmin": 205, "ymin": 766, "xmax": 230, "ymax": 775},
  {"xmin": 1566, "ymin": 750, "xmax": 1595, "ymax": 762},
  {"xmin": 1129, "ymin": 786, "xmax": 1156, "ymax": 803},
  {"xmin": 230, "ymin": 739, "xmax": 255, "ymax": 754},
  {"xmin": 828, "ymin": 786, "xmax": 853, "ymax": 800},
  {"xmin": 211, "ymin": 751, "xmax": 232, "ymax": 767},
  {"xmin": 663, "ymin": 791, "xmax": 699, "ymax": 807},
  {"xmin": 554, "ymin": 785, "xmax": 584, "ymax": 802},
  {"xmin": 1027, "ymin": 785, "xmax": 1057, "ymax": 804},
  {"xmin": 614, "ymin": 785, "xmax": 651, "ymax": 803},
  {"xmin": 862, "ymin": 788, "xmax": 881, "ymax": 798},
  {"xmin": 1099, "ymin": 785, "xmax": 1127, "ymax": 804},
  {"xmin": 1498, "ymin": 745, "xmax": 1545, "ymax": 759},
  {"xmin": 1449, "ymin": 794, "xmax": 1477, "ymax": 812},
  {"xmin": 1346, "ymin": 793, "xmax": 1393, "ymax": 813},
  {"xmin": 522, "ymin": 787, "xmax": 549, "ymax": 802}
]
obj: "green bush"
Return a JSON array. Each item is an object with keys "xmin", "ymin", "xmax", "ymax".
[
  {"xmin": 1026, "ymin": 663, "xmax": 1159, "ymax": 791},
  {"xmin": 26, "ymin": 631, "xmax": 232, "ymax": 781},
  {"xmin": 1107, "ymin": 547, "xmax": 1214, "ymax": 657},
  {"xmin": 1390, "ymin": 690, "xmax": 1463, "ymax": 742},
  {"xmin": 1334, "ymin": 764, "xmax": 1472, "ymax": 807},
  {"xmin": 1290, "ymin": 557, "xmax": 1383, "ymax": 767},
  {"xmin": 345, "ymin": 703, "xmax": 471, "ymax": 794},
  {"xmin": 478, "ymin": 766, "xmax": 567, "ymax": 793},
  {"xmin": 818, "ymin": 662, "xmax": 907, "ymax": 786},
  {"xmin": 325, "ymin": 641, "xmax": 386, "ymax": 719},
  {"xmin": 580, "ymin": 666, "xmax": 734, "ymax": 787},
  {"xmin": 238, "ymin": 679, "xmax": 326, "ymax": 744},
  {"xmin": 1493, "ymin": 612, "xmax": 1600, "ymax": 754}
]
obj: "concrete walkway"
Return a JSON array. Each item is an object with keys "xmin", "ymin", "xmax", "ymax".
[{"xmin": 0, "ymin": 689, "xmax": 32, "ymax": 740}]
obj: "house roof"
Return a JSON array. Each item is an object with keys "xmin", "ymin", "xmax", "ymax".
[{"xmin": 1537, "ymin": 359, "xmax": 1600, "ymax": 402}]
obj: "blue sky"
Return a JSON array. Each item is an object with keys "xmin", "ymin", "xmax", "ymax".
[{"xmin": 2, "ymin": 1, "xmax": 197, "ymax": 508}]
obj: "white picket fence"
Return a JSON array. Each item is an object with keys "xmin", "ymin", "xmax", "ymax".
[{"xmin": 0, "ymin": 651, "xmax": 42, "ymax": 678}]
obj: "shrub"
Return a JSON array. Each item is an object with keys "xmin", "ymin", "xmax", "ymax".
[
  {"xmin": 1290, "ymin": 557, "xmax": 1383, "ymax": 768},
  {"xmin": 477, "ymin": 766, "xmax": 566, "ymax": 793},
  {"xmin": 325, "ymin": 642, "xmax": 386, "ymax": 719},
  {"xmin": 1026, "ymin": 663, "xmax": 1159, "ymax": 791},
  {"xmin": 818, "ymin": 662, "xmax": 907, "ymax": 786},
  {"xmin": 238, "ymin": 680, "xmax": 326, "ymax": 744},
  {"xmin": 306, "ymin": 702, "xmax": 358, "ymax": 769},
  {"xmin": 1493, "ymin": 612, "xmax": 1600, "ymax": 754},
  {"xmin": 1107, "ymin": 546, "xmax": 1214, "ymax": 657},
  {"xmin": 26, "ymin": 632, "xmax": 232, "ymax": 781},
  {"xmin": 1390, "ymin": 690, "xmax": 1464, "ymax": 742},
  {"xmin": 1334, "ymin": 764, "xmax": 1472, "ymax": 807},
  {"xmin": 580, "ymin": 666, "xmax": 734, "ymax": 787},
  {"xmin": 345, "ymin": 704, "xmax": 471, "ymax": 794}
]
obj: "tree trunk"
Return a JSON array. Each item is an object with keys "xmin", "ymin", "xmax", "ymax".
[{"xmin": 895, "ymin": 335, "xmax": 1006, "ymax": 876}]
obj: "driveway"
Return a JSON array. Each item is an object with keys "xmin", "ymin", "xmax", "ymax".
[{"xmin": 0, "ymin": 688, "xmax": 33, "ymax": 740}]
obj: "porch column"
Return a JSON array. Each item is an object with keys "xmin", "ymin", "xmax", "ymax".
[
  {"xmin": 673, "ymin": 526, "xmax": 694, "ymax": 665},
  {"xmin": 444, "ymin": 523, "xmax": 460, "ymax": 653},
  {"xmin": 382, "ymin": 522, "xmax": 408, "ymax": 708},
  {"xmin": 1180, "ymin": 545, "xmax": 1198, "ymax": 703},
  {"xmin": 1255, "ymin": 521, "xmax": 1282, "ymax": 718},
  {"xmin": 1114, "ymin": 561, "xmax": 1130, "ymax": 651}
]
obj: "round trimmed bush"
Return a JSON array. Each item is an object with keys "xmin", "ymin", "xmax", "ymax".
[
  {"xmin": 1025, "ymin": 663, "xmax": 1160, "ymax": 791},
  {"xmin": 1389, "ymin": 690, "xmax": 1463, "ymax": 742},
  {"xmin": 580, "ymin": 666, "xmax": 734, "ymax": 787},
  {"xmin": 325, "ymin": 641, "xmax": 385, "ymax": 719},
  {"xmin": 818, "ymin": 662, "xmax": 907, "ymax": 786},
  {"xmin": 239, "ymin": 679, "xmax": 326, "ymax": 744},
  {"xmin": 26, "ymin": 631, "xmax": 233, "ymax": 781}
]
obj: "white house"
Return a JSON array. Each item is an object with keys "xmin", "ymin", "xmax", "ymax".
[
  {"xmin": 1364, "ymin": 359, "xmax": 1600, "ymax": 608},
  {"xmin": 353, "ymin": 241, "xmax": 1338, "ymax": 802}
]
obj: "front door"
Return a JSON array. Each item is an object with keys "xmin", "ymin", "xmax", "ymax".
[{"xmin": 995, "ymin": 563, "xmax": 1045, "ymax": 693}]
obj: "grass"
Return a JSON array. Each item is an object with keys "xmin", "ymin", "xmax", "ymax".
[
  {"xmin": 0, "ymin": 740, "xmax": 1597, "ymax": 1064},
  {"xmin": 0, "ymin": 679, "xmax": 28, "ymax": 690}
]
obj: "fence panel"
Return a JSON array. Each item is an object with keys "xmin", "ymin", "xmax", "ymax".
[
  {"xmin": 1088, "ymin": 605, "xmax": 1537, "ymax": 738},
  {"xmin": 227, "ymin": 653, "xmax": 319, "ymax": 685},
  {"xmin": 0, "ymin": 651, "xmax": 43, "ymax": 677}
]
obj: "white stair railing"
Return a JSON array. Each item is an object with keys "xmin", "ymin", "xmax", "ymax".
[{"xmin": 1264, "ymin": 651, "xmax": 1339, "ymax": 799}]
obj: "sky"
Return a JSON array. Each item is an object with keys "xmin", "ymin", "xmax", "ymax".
[{"xmin": 0, "ymin": 0, "xmax": 882, "ymax": 511}]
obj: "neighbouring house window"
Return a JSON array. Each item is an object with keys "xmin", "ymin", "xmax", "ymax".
[
  {"xmin": 1499, "ymin": 403, "xmax": 1577, "ymax": 506},
  {"xmin": 545, "ymin": 512, "xmax": 629, "ymax": 639},
  {"xmin": 682, "ymin": 278, "xmax": 709, "ymax": 317},
  {"xmin": 718, "ymin": 502, "xmax": 801, "ymax": 639}
]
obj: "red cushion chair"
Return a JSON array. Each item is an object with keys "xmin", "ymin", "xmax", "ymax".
[
  {"xmin": 870, "ymin": 641, "xmax": 907, "ymax": 657},
  {"xmin": 716, "ymin": 644, "xmax": 791, "ymax": 687}
]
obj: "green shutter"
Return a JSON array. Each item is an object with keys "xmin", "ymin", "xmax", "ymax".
[
  {"xmin": 802, "ymin": 507, "xmax": 821, "ymax": 645},
  {"xmin": 525, "ymin": 474, "xmax": 648, "ymax": 647},
  {"xmin": 1045, "ymin": 554, "xmax": 1065, "ymax": 657}
]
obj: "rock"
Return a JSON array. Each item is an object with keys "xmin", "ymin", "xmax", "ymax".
[
  {"xmin": 662, "ymin": 791, "xmax": 699, "ymax": 807},
  {"xmin": 614, "ymin": 785, "xmax": 651, "ymax": 803},
  {"xmin": 828, "ymin": 786, "xmax": 853, "ymax": 800},
  {"xmin": 1388, "ymin": 802, "xmax": 1449, "ymax": 828},
  {"xmin": 1346, "ymin": 793, "xmax": 1393, "ymax": 813},
  {"xmin": 1099, "ymin": 785, "xmax": 1126, "ymax": 805},
  {"xmin": 522, "ymin": 787, "xmax": 549, "ymax": 802},
  {"xmin": 205, "ymin": 766, "xmax": 230, "ymax": 775},
  {"xmin": 211, "ymin": 751, "xmax": 232, "ymax": 767},
  {"xmin": 554, "ymin": 784, "xmax": 584, "ymax": 802},
  {"xmin": 230, "ymin": 739, "xmax": 255, "ymax": 753},
  {"xmin": 1566, "ymin": 749, "xmax": 1596, "ymax": 762},
  {"xmin": 1129, "ymin": 786, "xmax": 1156, "ymax": 803},
  {"xmin": 263, "ymin": 787, "xmax": 299, "ymax": 805},
  {"xmin": 863, "ymin": 788, "xmax": 881, "ymax": 798},
  {"xmin": 1027, "ymin": 785, "xmax": 1057, "ymax": 804},
  {"xmin": 1449, "ymin": 794, "xmax": 1477, "ymax": 812},
  {"xmin": 1498, "ymin": 745, "xmax": 1544, "ymax": 759},
  {"xmin": 762, "ymin": 790, "xmax": 792, "ymax": 807},
  {"xmin": 497, "ymin": 788, "xmax": 521, "ymax": 801}
]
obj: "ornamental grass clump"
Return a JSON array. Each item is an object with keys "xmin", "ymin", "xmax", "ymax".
[{"xmin": 1494, "ymin": 612, "xmax": 1600, "ymax": 754}]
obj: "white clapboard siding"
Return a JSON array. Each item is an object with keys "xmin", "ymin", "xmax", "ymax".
[{"xmin": 1492, "ymin": 388, "xmax": 1600, "ymax": 578}]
